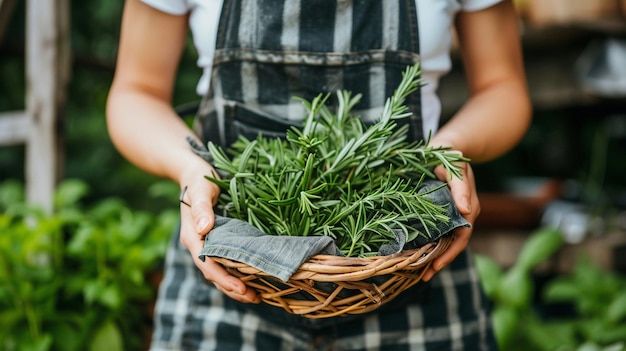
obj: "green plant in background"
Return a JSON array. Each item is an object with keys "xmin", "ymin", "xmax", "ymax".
[
  {"xmin": 0, "ymin": 179, "xmax": 178, "ymax": 351},
  {"xmin": 533, "ymin": 257, "xmax": 626, "ymax": 350},
  {"xmin": 474, "ymin": 226, "xmax": 565, "ymax": 350},
  {"xmin": 475, "ymin": 227, "xmax": 626, "ymax": 351}
]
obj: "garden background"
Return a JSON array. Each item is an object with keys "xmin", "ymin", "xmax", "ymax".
[{"xmin": 2, "ymin": 1, "xmax": 626, "ymax": 350}]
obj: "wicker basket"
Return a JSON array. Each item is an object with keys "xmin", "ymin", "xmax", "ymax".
[{"xmin": 212, "ymin": 233, "xmax": 454, "ymax": 319}]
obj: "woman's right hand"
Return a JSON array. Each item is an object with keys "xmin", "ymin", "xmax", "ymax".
[{"xmin": 178, "ymin": 161, "xmax": 260, "ymax": 304}]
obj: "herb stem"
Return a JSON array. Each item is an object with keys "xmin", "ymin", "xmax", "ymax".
[{"xmin": 206, "ymin": 63, "xmax": 468, "ymax": 257}]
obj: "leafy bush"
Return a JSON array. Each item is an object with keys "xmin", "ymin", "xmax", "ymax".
[
  {"xmin": 535, "ymin": 257, "xmax": 626, "ymax": 350},
  {"xmin": 0, "ymin": 179, "xmax": 178, "ymax": 351},
  {"xmin": 475, "ymin": 228, "xmax": 626, "ymax": 351}
]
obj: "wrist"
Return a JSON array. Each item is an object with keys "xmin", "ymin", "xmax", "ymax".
[
  {"xmin": 174, "ymin": 152, "xmax": 218, "ymax": 187},
  {"xmin": 429, "ymin": 130, "xmax": 463, "ymax": 153}
]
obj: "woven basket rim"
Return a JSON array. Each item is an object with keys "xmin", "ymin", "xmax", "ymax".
[
  {"xmin": 214, "ymin": 234, "xmax": 454, "ymax": 282},
  {"xmin": 212, "ymin": 234, "xmax": 455, "ymax": 318}
]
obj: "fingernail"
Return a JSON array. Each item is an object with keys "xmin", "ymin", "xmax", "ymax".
[
  {"xmin": 196, "ymin": 217, "xmax": 210, "ymax": 232},
  {"xmin": 422, "ymin": 272, "xmax": 431, "ymax": 282},
  {"xmin": 459, "ymin": 199, "xmax": 470, "ymax": 213},
  {"xmin": 231, "ymin": 281, "xmax": 245, "ymax": 295}
]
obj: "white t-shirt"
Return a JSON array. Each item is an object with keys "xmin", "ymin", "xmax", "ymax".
[{"xmin": 142, "ymin": 0, "xmax": 501, "ymax": 135}]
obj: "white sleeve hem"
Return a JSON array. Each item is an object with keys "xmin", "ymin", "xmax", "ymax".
[
  {"xmin": 460, "ymin": 0, "xmax": 504, "ymax": 12},
  {"xmin": 140, "ymin": 0, "xmax": 190, "ymax": 15}
]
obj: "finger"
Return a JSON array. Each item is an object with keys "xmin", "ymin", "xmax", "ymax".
[
  {"xmin": 203, "ymin": 258, "xmax": 260, "ymax": 304},
  {"xmin": 190, "ymin": 198, "xmax": 215, "ymax": 234},
  {"xmin": 182, "ymin": 233, "xmax": 260, "ymax": 303},
  {"xmin": 422, "ymin": 228, "xmax": 471, "ymax": 281},
  {"xmin": 180, "ymin": 182, "xmax": 220, "ymax": 235},
  {"xmin": 435, "ymin": 163, "xmax": 472, "ymax": 215},
  {"xmin": 423, "ymin": 160, "xmax": 478, "ymax": 281},
  {"xmin": 213, "ymin": 278, "xmax": 261, "ymax": 304}
]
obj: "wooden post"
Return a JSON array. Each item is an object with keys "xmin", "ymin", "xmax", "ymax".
[
  {"xmin": 24, "ymin": 0, "xmax": 70, "ymax": 212},
  {"xmin": 0, "ymin": 0, "xmax": 16, "ymax": 44}
]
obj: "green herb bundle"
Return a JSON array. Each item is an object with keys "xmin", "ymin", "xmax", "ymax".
[{"xmin": 206, "ymin": 63, "xmax": 467, "ymax": 257}]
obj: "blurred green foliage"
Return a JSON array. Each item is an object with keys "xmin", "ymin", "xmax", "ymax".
[
  {"xmin": 475, "ymin": 227, "xmax": 626, "ymax": 351},
  {"xmin": 0, "ymin": 1, "xmax": 199, "ymax": 211},
  {"xmin": 0, "ymin": 3, "xmax": 190, "ymax": 349},
  {"xmin": 0, "ymin": 179, "xmax": 179, "ymax": 351}
]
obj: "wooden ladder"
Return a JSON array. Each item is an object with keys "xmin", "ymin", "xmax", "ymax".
[{"xmin": 0, "ymin": 0, "xmax": 70, "ymax": 212}]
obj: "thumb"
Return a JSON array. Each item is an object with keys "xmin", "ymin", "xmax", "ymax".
[
  {"xmin": 449, "ymin": 176, "xmax": 472, "ymax": 215},
  {"xmin": 434, "ymin": 164, "xmax": 471, "ymax": 215},
  {"xmin": 190, "ymin": 198, "xmax": 215, "ymax": 234}
]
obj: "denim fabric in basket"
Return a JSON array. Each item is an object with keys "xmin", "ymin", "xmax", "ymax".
[{"xmin": 198, "ymin": 180, "xmax": 469, "ymax": 282}]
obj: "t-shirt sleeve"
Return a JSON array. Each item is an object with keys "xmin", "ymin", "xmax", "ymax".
[
  {"xmin": 459, "ymin": 0, "xmax": 503, "ymax": 12},
  {"xmin": 140, "ymin": 0, "xmax": 190, "ymax": 15}
]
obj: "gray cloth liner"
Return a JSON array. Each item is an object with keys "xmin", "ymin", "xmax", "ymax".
[{"xmin": 198, "ymin": 180, "xmax": 469, "ymax": 282}]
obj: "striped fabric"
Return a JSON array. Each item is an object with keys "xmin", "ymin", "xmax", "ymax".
[
  {"xmin": 196, "ymin": 0, "xmax": 422, "ymax": 148},
  {"xmin": 150, "ymin": 232, "xmax": 497, "ymax": 350}
]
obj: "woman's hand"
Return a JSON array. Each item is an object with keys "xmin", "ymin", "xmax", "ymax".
[
  {"xmin": 422, "ymin": 154, "xmax": 480, "ymax": 282},
  {"xmin": 419, "ymin": 1, "xmax": 531, "ymax": 280},
  {"xmin": 178, "ymin": 161, "xmax": 260, "ymax": 304}
]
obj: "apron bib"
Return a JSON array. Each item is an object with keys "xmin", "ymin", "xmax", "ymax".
[{"xmin": 195, "ymin": 0, "xmax": 423, "ymax": 149}]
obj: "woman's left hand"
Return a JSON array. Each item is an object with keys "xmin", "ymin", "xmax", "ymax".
[{"xmin": 421, "ymin": 155, "xmax": 480, "ymax": 282}]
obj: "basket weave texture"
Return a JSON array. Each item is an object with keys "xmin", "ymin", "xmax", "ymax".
[{"xmin": 213, "ymin": 234, "xmax": 454, "ymax": 319}]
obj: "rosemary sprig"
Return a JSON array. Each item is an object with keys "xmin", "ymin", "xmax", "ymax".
[{"xmin": 205, "ymin": 63, "xmax": 469, "ymax": 257}]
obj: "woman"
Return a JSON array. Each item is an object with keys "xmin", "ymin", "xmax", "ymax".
[{"xmin": 107, "ymin": 0, "xmax": 530, "ymax": 349}]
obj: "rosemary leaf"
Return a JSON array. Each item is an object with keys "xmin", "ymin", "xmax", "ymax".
[{"xmin": 206, "ymin": 63, "xmax": 468, "ymax": 257}]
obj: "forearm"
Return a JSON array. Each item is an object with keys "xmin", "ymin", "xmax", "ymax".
[
  {"xmin": 432, "ymin": 0, "xmax": 531, "ymax": 163},
  {"xmin": 431, "ymin": 78, "xmax": 531, "ymax": 163},
  {"xmin": 104, "ymin": 0, "xmax": 207, "ymax": 184},
  {"xmin": 106, "ymin": 87, "xmax": 206, "ymax": 184}
]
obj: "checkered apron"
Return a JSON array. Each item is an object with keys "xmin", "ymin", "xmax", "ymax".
[{"xmin": 150, "ymin": 1, "xmax": 498, "ymax": 350}]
